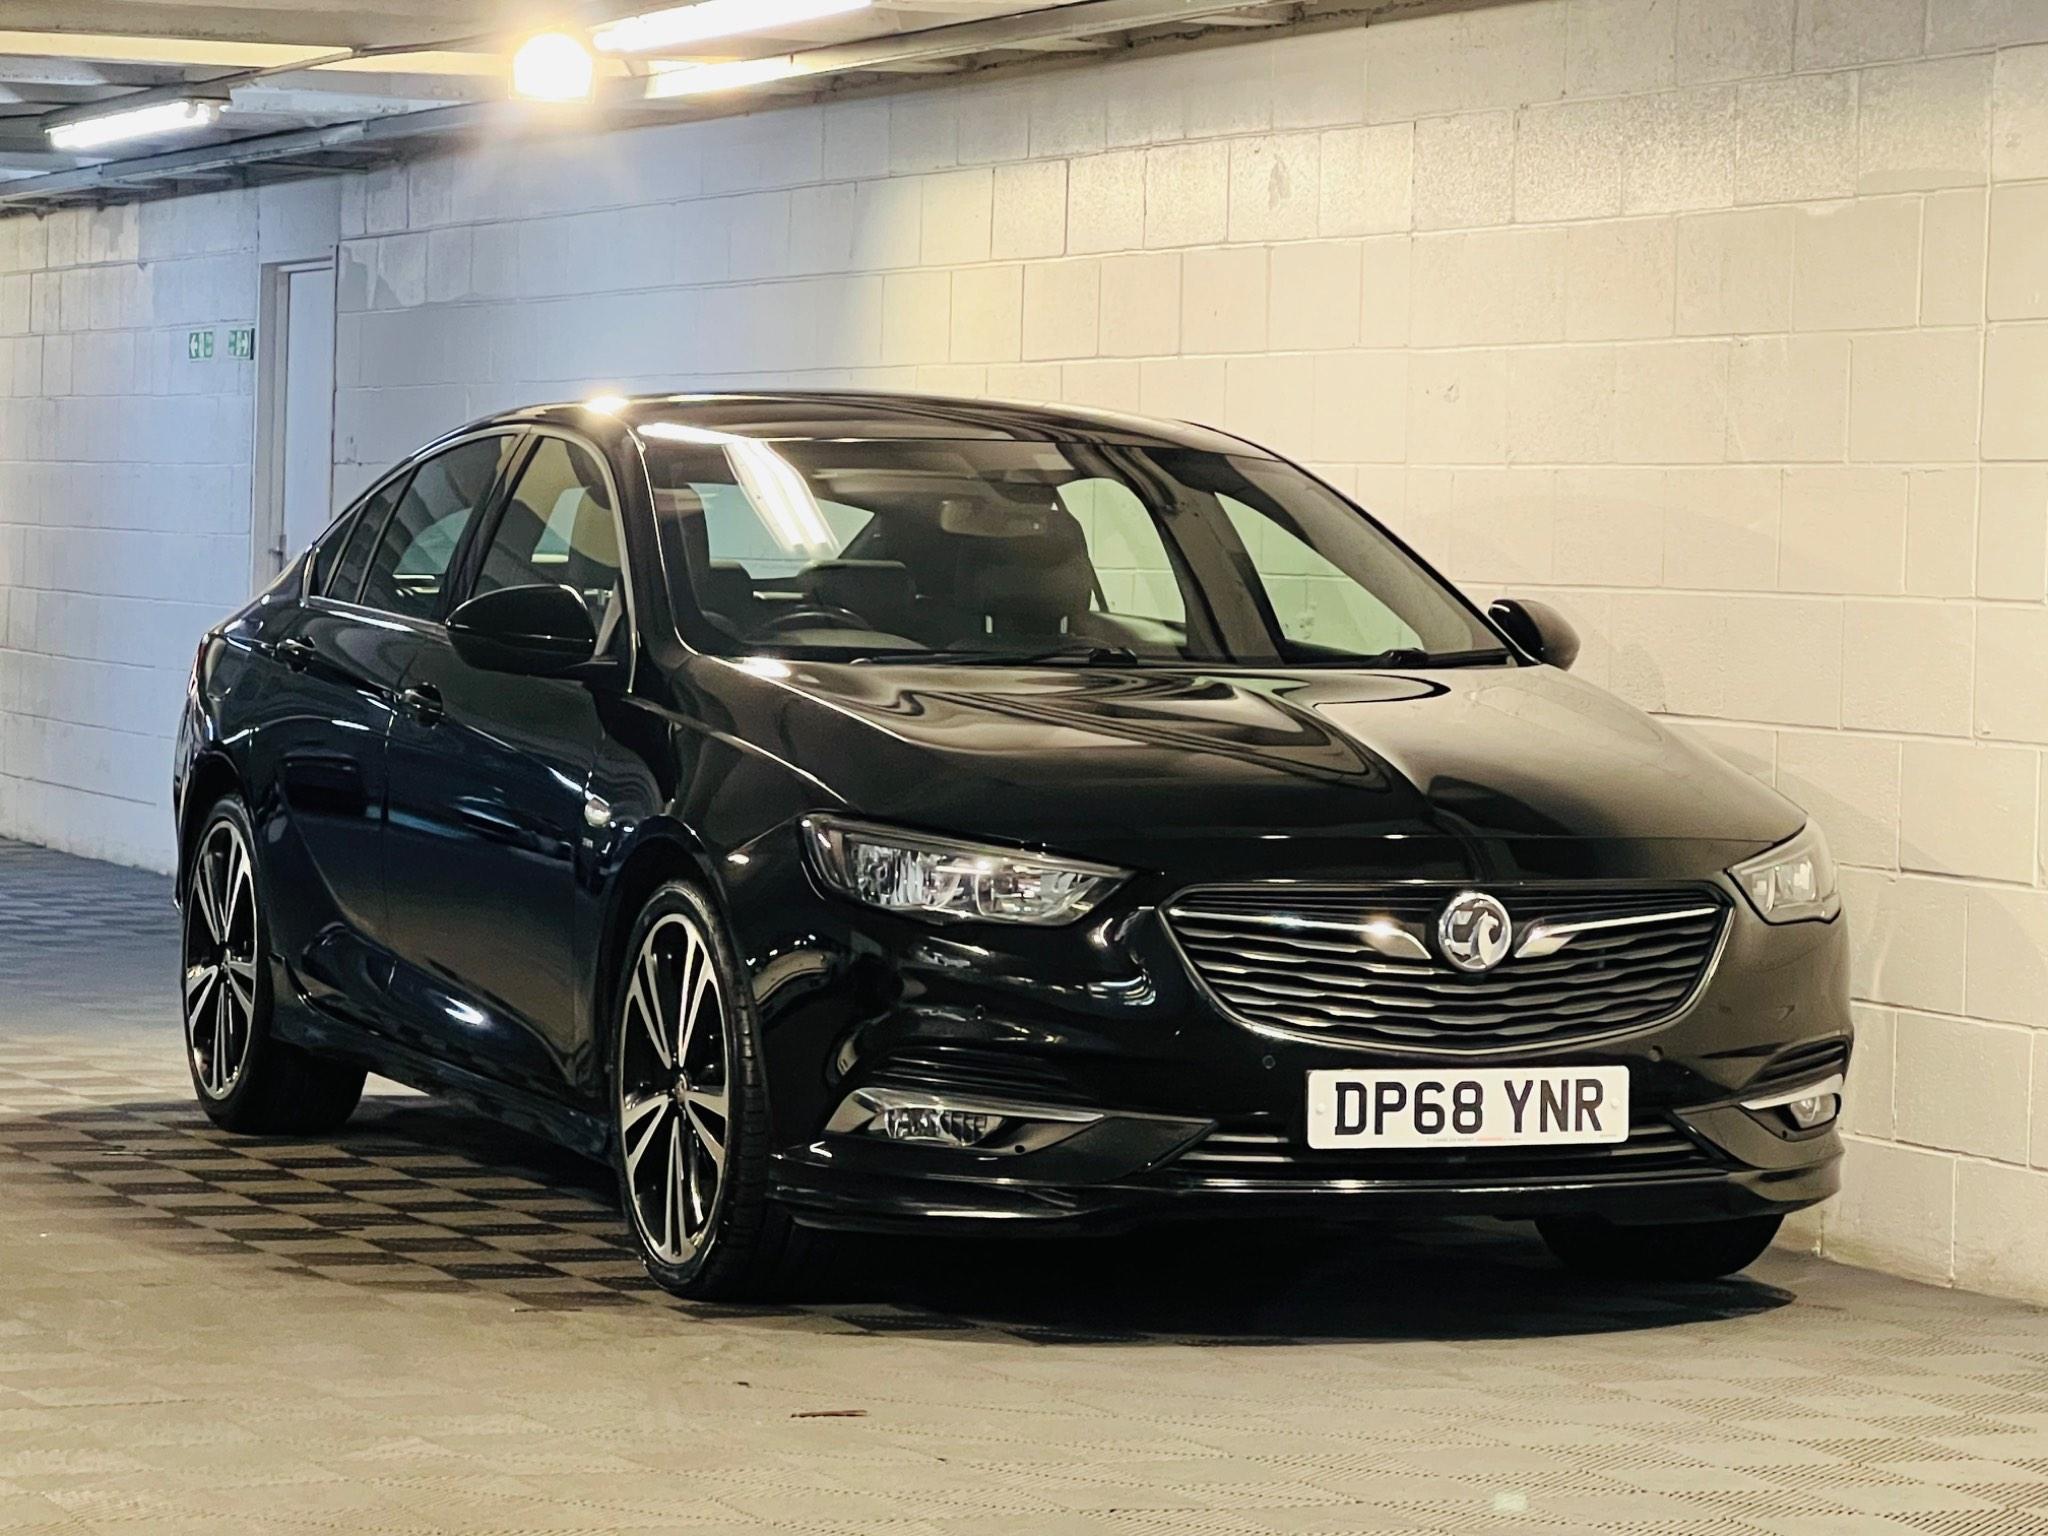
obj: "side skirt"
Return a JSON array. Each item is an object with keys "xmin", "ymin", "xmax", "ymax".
[{"xmin": 272, "ymin": 995, "xmax": 611, "ymax": 1160}]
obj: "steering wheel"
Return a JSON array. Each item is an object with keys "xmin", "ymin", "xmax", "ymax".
[{"xmin": 752, "ymin": 605, "xmax": 872, "ymax": 638}]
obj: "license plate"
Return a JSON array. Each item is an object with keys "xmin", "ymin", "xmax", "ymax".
[{"xmin": 1305, "ymin": 1067, "xmax": 1630, "ymax": 1150}]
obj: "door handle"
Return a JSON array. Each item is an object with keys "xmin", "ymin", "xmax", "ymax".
[
  {"xmin": 397, "ymin": 684, "xmax": 444, "ymax": 725},
  {"xmin": 276, "ymin": 637, "xmax": 316, "ymax": 672}
]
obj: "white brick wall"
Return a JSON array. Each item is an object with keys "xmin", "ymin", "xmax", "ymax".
[
  {"xmin": 5, "ymin": 0, "xmax": 2048, "ymax": 1301},
  {"xmin": 0, "ymin": 180, "xmax": 337, "ymax": 868}
]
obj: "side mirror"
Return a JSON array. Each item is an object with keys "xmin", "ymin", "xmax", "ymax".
[
  {"xmin": 447, "ymin": 584, "xmax": 598, "ymax": 676},
  {"xmin": 1488, "ymin": 597, "xmax": 1580, "ymax": 671}
]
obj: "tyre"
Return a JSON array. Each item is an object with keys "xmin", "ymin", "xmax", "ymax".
[
  {"xmin": 1536, "ymin": 1213, "xmax": 1783, "ymax": 1282},
  {"xmin": 611, "ymin": 880, "xmax": 810, "ymax": 1301},
  {"xmin": 182, "ymin": 795, "xmax": 366, "ymax": 1135}
]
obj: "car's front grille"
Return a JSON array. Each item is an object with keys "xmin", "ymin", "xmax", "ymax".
[
  {"xmin": 1163, "ymin": 885, "xmax": 1729, "ymax": 1051},
  {"xmin": 1161, "ymin": 1115, "xmax": 1725, "ymax": 1187}
]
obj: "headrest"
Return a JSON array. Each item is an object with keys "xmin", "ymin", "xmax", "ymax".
[
  {"xmin": 950, "ymin": 505, "xmax": 1091, "ymax": 625},
  {"xmin": 962, "ymin": 553, "xmax": 1093, "ymax": 627},
  {"xmin": 574, "ymin": 497, "xmax": 618, "ymax": 560},
  {"xmin": 800, "ymin": 558, "xmax": 916, "ymax": 619},
  {"xmin": 697, "ymin": 560, "xmax": 757, "ymax": 622}
]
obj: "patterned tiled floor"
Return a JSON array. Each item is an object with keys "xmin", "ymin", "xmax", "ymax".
[{"xmin": 7, "ymin": 840, "xmax": 2048, "ymax": 1533}]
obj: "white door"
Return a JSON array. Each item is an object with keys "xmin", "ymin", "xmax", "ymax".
[
  {"xmin": 278, "ymin": 265, "xmax": 337, "ymax": 563},
  {"xmin": 253, "ymin": 261, "xmax": 337, "ymax": 584}
]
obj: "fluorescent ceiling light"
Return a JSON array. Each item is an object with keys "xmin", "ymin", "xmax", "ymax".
[
  {"xmin": 511, "ymin": 31, "xmax": 595, "ymax": 102},
  {"xmin": 644, "ymin": 55, "xmax": 804, "ymax": 98},
  {"xmin": 47, "ymin": 98, "xmax": 220, "ymax": 151},
  {"xmin": 594, "ymin": 0, "xmax": 871, "ymax": 55},
  {"xmin": 0, "ymin": 30, "xmax": 333, "ymax": 69}
]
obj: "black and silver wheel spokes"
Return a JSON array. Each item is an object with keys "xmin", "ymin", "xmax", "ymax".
[
  {"xmin": 619, "ymin": 913, "xmax": 731, "ymax": 1264},
  {"xmin": 184, "ymin": 820, "xmax": 257, "ymax": 1100}
]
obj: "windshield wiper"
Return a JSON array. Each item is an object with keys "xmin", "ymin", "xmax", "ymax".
[
  {"xmin": 851, "ymin": 645, "xmax": 1144, "ymax": 667},
  {"xmin": 1345, "ymin": 646, "xmax": 1514, "ymax": 669}
]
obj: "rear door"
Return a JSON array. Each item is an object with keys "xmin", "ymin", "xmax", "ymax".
[
  {"xmin": 381, "ymin": 430, "xmax": 632, "ymax": 1099},
  {"xmin": 245, "ymin": 473, "xmax": 422, "ymax": 1023},
  {"xmin": 265, "ymin": 433, "xmax": 517, "ymax": 1030}
]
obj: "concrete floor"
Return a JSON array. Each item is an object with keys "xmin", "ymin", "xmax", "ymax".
[{"xmin": 7, "ymin": 841, "xmax": 2048, "ymax": 1534}]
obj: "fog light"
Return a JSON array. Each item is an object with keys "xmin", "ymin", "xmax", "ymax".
[
  {"xmin": 1742, "ymin": 1072, "xmax": 1844, "ymax": 1132},
  {"xmin": 824, "ymin": 1086, "xmax": 1101, "ymax": 1155},
  {"xmin": 881, "ymin": 1105, "xmax": 994, "ymax": 1147},
  {"xmin": 1784, "ymin": 1092, "xmax": 1839, "ymax": 1130}
]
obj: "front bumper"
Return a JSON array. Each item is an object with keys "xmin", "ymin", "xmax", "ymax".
[
  {"xmin": 730, "ymin": 842, "xmax": 1852, "ymax": 1237},
  {"xmin": 770, "ymin": 1092, "xmax": 1843, "ymax": 1234}
]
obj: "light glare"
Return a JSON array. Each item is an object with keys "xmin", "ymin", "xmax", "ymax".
[
  {"xmin": 596, "ymin": 0, "xmax": 870, "ymax": 54},
  {"xmin": 511, "ymin": 32, "xmax": 596, "ymax": 103},
  {"xmin": 639, "ymin": 422, "xmax": 834, "ymax": 554}
]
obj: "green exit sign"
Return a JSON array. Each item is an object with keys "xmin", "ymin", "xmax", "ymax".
[
  {"xmin": 227, "ymin": 327, "xmax": 255, "ymax": 360},
  {"xmin": 186, "ymin": 328, "xmax": 214, "ymax": 360}
]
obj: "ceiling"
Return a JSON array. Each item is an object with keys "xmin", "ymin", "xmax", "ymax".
[{"xmin": 0, "ymin": 0, "xmax": 1373, "ymax": 208}]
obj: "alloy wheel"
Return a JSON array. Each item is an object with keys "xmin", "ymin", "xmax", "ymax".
[
  {"xmin": 184, "ymin": 818, "xmax": 257, "ymax": 1100},
  {"xmin": 618, "ymin": 912, "xmax": 733, "ymax": 1265}
]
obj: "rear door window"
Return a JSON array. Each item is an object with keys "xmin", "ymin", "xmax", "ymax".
[
  {"xmin": 357, "ymin": 436, "xmax": 516, "ymax": 620},
  {"xmin": 323, "ymin": 479, "xmax": 404, "ymax": 603}
]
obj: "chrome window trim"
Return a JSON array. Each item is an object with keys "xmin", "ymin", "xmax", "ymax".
[
  {"xmin": 298, "ymin": 594, "xmax": 450, "ymax": 638},
  {"xmin": 304, "ymin": 426, "xmax": 642, "ymax": 686}
]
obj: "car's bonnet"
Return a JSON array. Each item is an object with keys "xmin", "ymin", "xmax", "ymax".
[{"xmin": 742, "ymin": 659, "xmax": 1806, "ymax": 874}]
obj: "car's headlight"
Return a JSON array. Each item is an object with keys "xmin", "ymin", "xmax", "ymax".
[
  {"xmin": 1730, "ymin": 821, "xmax": 1840, "ymax": 924},
  {"xmin": 802, "ymin": 816, "xmax": 1126, "ymax": 925}
]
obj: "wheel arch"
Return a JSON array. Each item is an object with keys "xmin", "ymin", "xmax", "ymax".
[
  {"xmin": 176, "ymin": 750, "xmax": 245, "ymax": 900},
  {"xmin": 591, "ymin": 820, "xmax": 729, "ymax": 1087}
]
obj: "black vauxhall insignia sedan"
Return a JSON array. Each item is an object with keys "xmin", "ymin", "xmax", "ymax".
[{"xmin": 174, "ymin": 392, "xmax": 1850, "ymax": 1299}]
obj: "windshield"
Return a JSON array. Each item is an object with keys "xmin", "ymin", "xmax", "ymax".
[{"xmin": 643, "ymin": 433, "xmax": 1506, "ymax": 668}]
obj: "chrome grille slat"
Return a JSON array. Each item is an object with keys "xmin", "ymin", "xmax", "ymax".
[
  {"xmin": 1249, "ymin": 998, "xmax": 1688, "ymax": 1035},
  {"xmin": 1196, "ymin": 958, "xmax": 1703, "ymax": 1003},
  {"xmin": 1199, "ymin": 975, "xmax": 1695, "ymax": 1024},
  {"xmin": 1165, "ymin": 884, "xmax": 1729, "ymax": 1051}
]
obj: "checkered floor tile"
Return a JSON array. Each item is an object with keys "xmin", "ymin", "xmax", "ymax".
[{"xmin": 8, "ymin": 834, "xmax": 2048, "ymax": 1534}]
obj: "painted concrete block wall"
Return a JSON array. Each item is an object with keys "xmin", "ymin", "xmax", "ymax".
[
  {"xmin": 0, "ymin": 180, "xmax": 338, "ymax": 865},
  {"xmin": 4, "ymin": 0, "xmax": 2048, "ymax": 1297}
]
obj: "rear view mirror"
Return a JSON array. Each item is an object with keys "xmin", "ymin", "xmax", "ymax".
[
  {"xmin": 938, "ymin": 497, "xmax": 1056, "ymax": 539},
  {"xmin": 1489, "ymin": 597, "xmax": 1580, "ymax": 671},
  {"xmin": 447, "ymin": 584, "xmax": 597, "ymax": 676}
]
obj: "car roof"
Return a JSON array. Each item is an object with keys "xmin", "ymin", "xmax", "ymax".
[{"xmin": 482, "ymin": 390, "xmax": 1273, "ymax": 458}]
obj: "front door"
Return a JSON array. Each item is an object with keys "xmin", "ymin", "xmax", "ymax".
[{"xmin": 381, "ymin": 432, "xmax": 631, "ymax": 1101}]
